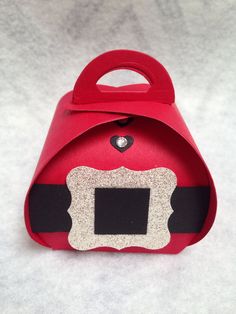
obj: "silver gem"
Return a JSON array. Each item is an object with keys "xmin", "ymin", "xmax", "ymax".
[{"xmin": 116, "ymin": 136, "xmax": 128, "ymax": 148}]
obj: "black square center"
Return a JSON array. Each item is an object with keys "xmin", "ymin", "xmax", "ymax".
[{"xmin": 94, "ymin": 188, "xmax": 150, "ymax": 234}]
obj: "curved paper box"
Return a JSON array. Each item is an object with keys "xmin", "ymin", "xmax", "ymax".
[{"xmin": 25, "ymin": 50, "xmax": 217, "ymax": 253}]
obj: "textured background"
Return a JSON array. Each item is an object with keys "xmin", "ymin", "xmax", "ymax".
[{"xmin": 0, "ymin": 1, "xmax": 236, "ymax": 313}]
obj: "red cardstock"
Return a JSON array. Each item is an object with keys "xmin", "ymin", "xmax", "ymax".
[{"xmin": 24, "ymin": 50, "xmax": 217, "ymax": 253}]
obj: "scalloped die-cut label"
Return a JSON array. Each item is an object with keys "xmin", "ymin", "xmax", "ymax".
[{"xmin": 66, "ymin": 166, "xmax": 177, "ymax": 251}]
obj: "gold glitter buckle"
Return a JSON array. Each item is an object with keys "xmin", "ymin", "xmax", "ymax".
[{"xmin": 66, "ymin": 166, "xmax": 177, "ymax": 251}]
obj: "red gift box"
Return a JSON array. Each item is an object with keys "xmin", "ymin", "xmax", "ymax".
[{"xmin": 24, "ymin": 50, "xmax": 217, "ymax": 253}]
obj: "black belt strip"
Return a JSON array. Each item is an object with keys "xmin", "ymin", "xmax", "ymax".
[{"xmin": 29, "ymin": 184, "xmax": 210, "ymax": 233}]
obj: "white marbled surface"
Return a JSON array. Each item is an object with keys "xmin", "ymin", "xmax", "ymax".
[{"xmin": 0, "ymin": 1, "xmax": 236, "ymax": 313}]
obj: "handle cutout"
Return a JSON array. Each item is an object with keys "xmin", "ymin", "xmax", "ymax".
[{"xmin": 97, "ymin": 69, "xmax": 150, "ymax": 89}]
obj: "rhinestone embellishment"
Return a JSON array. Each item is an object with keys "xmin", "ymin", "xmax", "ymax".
[
  {"xmin": 115, "ymin": 136, "xmax": 128, "ymax": 148},
  {"xmin": 110, "ymin": 135, "xmax": 134, "ymax": 152}
]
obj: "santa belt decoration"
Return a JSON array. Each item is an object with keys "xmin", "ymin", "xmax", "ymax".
[{"xmin": 24, "ymin": 50, "xmax": 217, "ymax": 254}]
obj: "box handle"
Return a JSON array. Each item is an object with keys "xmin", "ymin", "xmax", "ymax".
[{"xmin": 72, "ymin": 50, "xmax": 175, "ymax": 105}]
